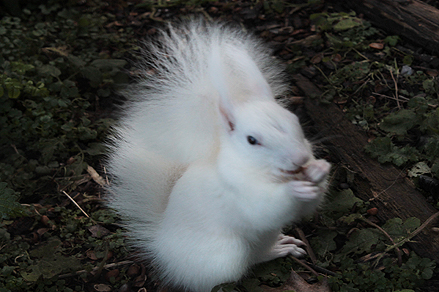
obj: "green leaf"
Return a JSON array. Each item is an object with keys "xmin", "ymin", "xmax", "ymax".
[
  {"xmin": 67, "ymin": 55, "xmax": 86, "ymax": 68},
  {"xmin": 339, "ymin": 213, "xmax": 362, "ymax": 224},
  {"xmin": 421, "ymin": 109, "xmax": 439, "ymax": 134},
  {"xmin": 431, "ymin": 159, "xmax": 439, "ymax": 177},
  {"xmin": 384, "ymin": 35, "xmax": 399, "ymax": 46},
  {"xmin": 60, "ymin": 80, "xmax": 79, "ymax": 98},
  {"xmin": 20, "ymin": 238, "xmax": 81, "ymax": 281},
  {"xmin": 381, "ymin": 217, "xmax": 420, "ymax": 241},
  {"xmin": 403, "ymin": 55, "xmax": 414, "ymax": 66},
  {"xmin": 0, "ymin": 182, "xmax": 26, "ymax": 219},
  {"xmin": 422, "ymin": 79, "xmax": 437, "ymax": 94},
  {"xmin": 333, "ymin": 18, "xmax": 362, "ymax": 31},
  {"xmin": 365, "ymin": 137, "xmax": 420, "ymax": 166},
  {"xmin": 310, "ymin": 229, "xmax": 337, "ymax": 258},
  {"xmin": 252, "ymin": 257, "xmax": 292, "ymax": 285},
  {"xmin": 271, "ymin": 1, "xmax": 284, "ymax": 13},
  {"xmin": 402, "ymin": 217, "xmax": 420, "ymax": 233},
  {"xmin": 81, "ymin": 66, "xmax": 103, "ymax": 87},
  {"xmin": 379, "ymin": 109, "xmax": 418, "ymax": 135},
  {"xmin": 407, "ymin": 96, "xmax": 428, "ymax": 114},
  {"xmin": 38, "ymin": 64, "xmax": 62, "ymax": 77},
  {"xmin": 7, "ymin": 86, "xmax": 20, "ymax": 99},
  {"xmin": 323, "ymin": 189, "xmax": 363, "ymax": 219},
  {"xmin": 240, "ymin": 278, "xmax": 264, "ymax": 292},
  {"xmin": 84, "ymin": 143, "xmax": 106, "ymax": 156},
  {"xmin": 90, "ymin": 59, "xmax": 127, "ymax": 70},
  {"xmin": 340, "ymin": 228, "xmax": 381, "ymax": 256}
]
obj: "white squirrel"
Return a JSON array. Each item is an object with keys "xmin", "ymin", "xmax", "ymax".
[{"xmin": 106, "ymin": 20, "xmax": 331, "ymax": 292}]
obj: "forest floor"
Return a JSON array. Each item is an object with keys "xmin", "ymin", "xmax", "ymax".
[{"xmin": 1, "ymin": 0, "xmax": 439, "ymax": 291}]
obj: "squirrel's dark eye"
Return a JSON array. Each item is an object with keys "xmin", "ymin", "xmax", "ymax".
[{"xmin": 247, "ymin": 136, "xmax": 258, "ymax": 145}]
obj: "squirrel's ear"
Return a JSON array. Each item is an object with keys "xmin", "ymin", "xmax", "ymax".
[
  {"xmin": 218, "ymin": 95, "xmax": 236, "ymax": 132},
  {"xmin": 229, "ymin": 48, "xmax": 273, "ymax": 100},
  {"xmin": 209, "ymin": 44, "xmax": 236, "ymax": 132}
]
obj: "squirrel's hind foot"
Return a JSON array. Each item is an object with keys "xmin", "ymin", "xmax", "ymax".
[{"xmin": 259, "ymin": 234, "xmax": 306, "ymax": 263}]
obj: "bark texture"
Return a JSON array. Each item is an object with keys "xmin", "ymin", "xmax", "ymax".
[
  {"xmin": 293, "ymin": 74, "xmax": 439, "ymax": 262},
  {"xmin": 337, "ymin": 0, "xmax": 439, "ymax": 53}
]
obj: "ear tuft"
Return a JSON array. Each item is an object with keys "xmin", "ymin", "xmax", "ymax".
[
  {"xmin": 208, "ymin": 41, "xmax": 237, "ymax": 133},
  {"xmin": 226, "ymin": 47, "xmax": 273, "ymax": 100},
  {"xmin": 219, "ymin": 105, "xmax": 235, "ymax": 132}
]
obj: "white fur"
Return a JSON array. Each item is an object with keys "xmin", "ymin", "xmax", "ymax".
[{"xmin": 106, "ymin": 20, "xmax": 330, "ymax": 292}]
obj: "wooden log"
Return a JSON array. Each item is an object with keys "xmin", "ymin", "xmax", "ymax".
[
  {"xmin": 292, "ymin": 74, "xmax": 439, "ymax": 262},
  {"xmin": 336, "ymin": 0, "xmax": 439, "ymax": 53}
]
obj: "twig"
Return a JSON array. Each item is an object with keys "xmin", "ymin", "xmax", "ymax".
[
  {"xmin": 352, "ymin": 48, "xmax": 370, "ymax": 61},
  {"xmin": 395, "ymin": 211, "xmax": 439, "ymax": 246},
  {"xmin": 389, "ymin": 68, "xmax": 400, "ymax": 109},
  {"xmin": 58, "ymin": 260, "xmax": 134, "ymax": 279},
  {"xmin": 375, "ymin": 211, "xmax": 439, "ymax": 265},
  {"xmin": 295, "ymin": 227, "xmax": 317, "ymax": 265},
  {"xmin": 305, "ymin": 262, "xmax": 336, "ymax": 276},
  {"xmin": 372, "ymin": 92, "xmax": 409, "ymax": 102},
  {"xmin": 360, "ymin": 217, "xmax": 402, "ymax": 266},
  {"xmin": 289, "ymin": 256, "xmax": 320, "ymax": 278},
  {"xmin": 62, "ymin": 190, "xmax": 90, "ymax": 218}
]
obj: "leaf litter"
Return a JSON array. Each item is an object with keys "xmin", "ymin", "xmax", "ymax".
[{"xmin": 1, "ymin": 0, "xmax": 439, "ymax": 291}]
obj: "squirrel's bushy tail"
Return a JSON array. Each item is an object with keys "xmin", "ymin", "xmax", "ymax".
[{"xmin": 115, "ymin": 20, "xmax": 288, "ymax": 165}]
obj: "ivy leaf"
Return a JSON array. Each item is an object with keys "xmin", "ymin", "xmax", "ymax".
[
  {"xmin": 7, "ymin": 86, "xmax": 20, "ymax": 99},
  {"xmin": 365, "ymin": 137, "xmax": 420, "ymax": 166},
  {"xmin": 421, "ymin": 109, "xmax": 439, "ymax": 134},
  {"xmin": 381, "ymin": 217, "xmax": 420, "ymax": 242},
  {"xmin": 379, "ymin": 109, "xmax": 418, "ymax": 135},
  {"xmin": 67, "ymin": 54, "xmax": 86, "ymax": 67},
  {"xmin": 407, "ymin": 96, "xmax": 428, "ymax": 114},
  {"xmin": 405, "ymin": 253, "xmax": 436, "ymax": 280},
  {"xmin": 339, "ymin": 213, "xmax": 363, "ymax": 224},
  {"xmin": 37, "ymin": 64, "xmax": 61, "ymax": 77},
  {"xmin": 384, "ymin": 35, "xmax": 399, "ymax": 47},
  {"xmin": 253, "ymin": 258, "xmax": 292, "ymax": 285},
  {"xmin": 340, "ymin": 228, "xmax": 381, "ymax": 256},
  {"xmin": 422, "ymin": 79, "xmax": 437, "ymax": 95},
  {"xmin": 81, "ymin": 66, "xmax": 103, "ymax": 88},
  {"xmin": 0, "ymin": 182, "xmax": 26, "ymax": 219},
  {"xmin": 333, "ymin": 17, "xmax": 362, "ymax": 31},
  {"xmin": 310, "ymin": 229, "xmax": 338, "ymax": 258},
  {"xmin": 20, "ymin": 238, "xmax": 81, "ymax": 281},
  {"xmin": 322, "ymin": 189, "xmax": 363, "ymax": 219},
  {"xmin": 240, "ymin": 278, "xmax": 264, "ymax": 292},
  {"xmin": 431, "ymin": 159, "xmax": 439, "ymax": 177},
  {"xmin": 402, "ymin": 217, "xmax": 421, "ymax": 233},
  {"xmin": 90, "ymin": 59, "xmax": 127, "ymax": 71}
]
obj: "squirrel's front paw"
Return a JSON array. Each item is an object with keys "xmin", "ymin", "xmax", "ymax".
[
  {"xmin": 288, "ymin": 180, "xmax": 320, "ymax": 201},
  {"xmin": 304, "ymin": 159, "xmax": 331, "ymax": 184}
]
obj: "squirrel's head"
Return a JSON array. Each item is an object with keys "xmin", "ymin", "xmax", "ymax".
[
  {"xmin": 218, "ymin": 99, "xmax": 313, "ymax": 181},
  {"xmin": 209, "ymin": 43, "xmax": 313, "ymax": 180}
]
